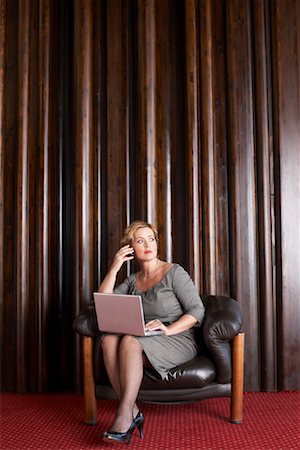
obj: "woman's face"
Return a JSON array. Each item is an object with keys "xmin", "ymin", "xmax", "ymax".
[{"xmin": 131, "ymin": 227, "xmax": 158, "ymax": 262}]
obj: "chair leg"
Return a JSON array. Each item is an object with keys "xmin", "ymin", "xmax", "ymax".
[
  {"xmin": 230, "ymin": 332, "xmax": 245, "ymax": 424},
  {"xmin": 83, "ymin": 336, "xmax": 97, "ymax": 425}
]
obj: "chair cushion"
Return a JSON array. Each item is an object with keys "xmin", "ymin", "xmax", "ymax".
[
  {"xmin": 94, "ymin": 337, "xmax": 216, "ymax": 390},
  {"xmin": 142, "ymin": 355, "xmax": 216, "ymax": 389}
]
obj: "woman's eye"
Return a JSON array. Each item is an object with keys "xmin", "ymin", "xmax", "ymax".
[
  {"xmin": 149, "ymin": 237, "xmax": 154, "ymax": 242},
  {"xmin": 137, "ymin": 239, "xmax": 143, "ymax": 244}
]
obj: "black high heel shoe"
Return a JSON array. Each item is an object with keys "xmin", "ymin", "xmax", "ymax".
[
  {"xmin": 103, "ymin": 420, "xmax": 136, "ymax": 445},
  {"xmin": 133, "ymin": 411, "xmax": 144, "ymax": 438}
]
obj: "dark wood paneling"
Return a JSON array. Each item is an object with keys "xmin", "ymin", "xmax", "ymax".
[
  {"xmin": 73, "ymin": 0, "xmax": 94, "ymax": 310},
  {"xmin": 226, "ymin": 0, "xmax": 259, "ymax": 391},
  {"xmin": 16, "ymin": 0, "xmax": 31, "ymax": 392},
  {"xmin": 1, "ymin": 0, "xmax": 19, "ymax": 392},
  {"xmin": 37, "ymin": 0, "xmax": 51, "ymax": 392},
  {"xmin": 0, "ymin": 2, "xmax": 6, "ymax": 390},
  {"xmin": 73, "ymin": 0, "xmax": 95, "ymax": 388},
  {"xmin": 209, "ymin": 0, "xmax": 230, "ymax": 296},
  {"xmin": 0, "ymin": 0, "xmax": 7, "ymax": 392},
  {"xmin": 185, "ymin": 0, "xmax": 202, "ymax": 290},
  {"xmin": 136, "ymin": 0, "xmax": 157, "ymax": 225},
  {"xmin": 58, "ymin": 0, "xmax": 74, "ymax": 389},
  {"xmin": 252, "ymin": 0, "xmax": 277, "ymax": 391},
  {"xmin": 156, "ymin": 0, "xmax": 172, "ymax": 261},
  {"xmin": 93, "ymin": 0, "xmax": 107, "ymax": 283},
  {"xmin": 199, "ymin": 0, "xmax": 216, "ymax": 292},
  {"xmin": 106, "ymin": 0, "xmax": 129, "ymax": 283},
  {"xmin": 1, "ymin": 0, "xmax": 300, "ymax": 393},
  {"xmin": 271, "ymin": 0, "xmax": 300, "ymax": 390},
  {"xmin": 169, "ymin": 0, "xmax": 186, "ymax": 267}
]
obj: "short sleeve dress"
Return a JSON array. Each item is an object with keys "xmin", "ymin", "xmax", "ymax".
[{"xmin": 113, "ymin": 263, "xmax": 205, "ymax": 380}]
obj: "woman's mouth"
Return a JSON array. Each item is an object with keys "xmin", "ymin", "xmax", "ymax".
[{"xmin": 144, "ymin": 250, "xmax": 152, "ymax": 254}]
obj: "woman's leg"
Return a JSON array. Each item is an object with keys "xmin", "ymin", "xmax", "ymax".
[
  {"xmin": 109, "ymin": 335, "xmax": 144, "ymax": 432},
  {"xmin": 101, "ymin": 334, "xmax": 122, "ymax": 398},
  {"xmin": 101, "ymin": 334, "xmax": 140, "ymax": 424}
]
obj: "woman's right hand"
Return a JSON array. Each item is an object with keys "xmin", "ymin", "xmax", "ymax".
[
  {"xmin": 110, "ymin": 245, "xmax": 134, "ymax": 274},
  {"xmin": 98, "ymin": 245, "xmax": 134, "ymax": 293}
]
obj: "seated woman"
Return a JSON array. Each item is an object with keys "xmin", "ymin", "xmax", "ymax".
[{"xmin": 99, "ymin": 220, "xmax": 205, "ymax": 445}]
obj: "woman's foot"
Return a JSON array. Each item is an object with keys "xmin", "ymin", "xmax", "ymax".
[
  {"xmin": 103, "ymin": 422, "xmax": 136, "ymax": 445},
  {"xmin": 109, "ymin": 412, "xmax": 133, "ymax": 434}
]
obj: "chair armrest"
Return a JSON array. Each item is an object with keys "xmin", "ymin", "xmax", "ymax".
[
  {"xmin": 201, "ymin": 295, "xmax": 243, "ymax": 383},
  {"xmin": 73, "ymin": 303, "xmax": 101, "ymax": 338}
]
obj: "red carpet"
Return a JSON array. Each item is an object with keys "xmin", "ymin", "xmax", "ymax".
[{"xmin": 1, "ymin": 392, "xmax": 299, "ymax": 449}]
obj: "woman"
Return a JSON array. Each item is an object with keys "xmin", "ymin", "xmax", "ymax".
[{"xmin": 99, "ymin": 220, "xmax": 205, "ymax": 445}]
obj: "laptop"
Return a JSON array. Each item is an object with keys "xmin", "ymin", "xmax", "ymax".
[{"xmin": 93, "ymin": 292, "xmax": 164, "ymax": 336}]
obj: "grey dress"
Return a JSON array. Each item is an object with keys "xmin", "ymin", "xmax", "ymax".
[{"xmin": 114, "ymin": 263, "xmax": 205, "ymax": 380}]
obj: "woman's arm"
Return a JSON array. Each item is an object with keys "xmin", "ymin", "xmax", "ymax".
[
  {"xmin": 98, "ymin": 245, "xmax": 134, "ymax": 293},
  {"xmin": 145, "ymin": 314, "xmax": 197, "ymax": 336},
  {"xmin": 172, "ymin": 266, "xmax": 205, "ymax": 326}
]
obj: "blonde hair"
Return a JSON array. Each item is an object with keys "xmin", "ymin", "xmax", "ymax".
[{"xmin": 120, "ymin": 220, "xmax": 159, "ymax": 246}]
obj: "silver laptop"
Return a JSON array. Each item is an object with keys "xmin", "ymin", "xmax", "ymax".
[{"xmin": 93, "ymin": 293, "xmax": 164, "ymax": 336}]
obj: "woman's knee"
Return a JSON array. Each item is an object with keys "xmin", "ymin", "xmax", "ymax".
[
  {"xmin": 101, "ymin": 334, "xmax": 121, "ymax": 351},
  {"xmin": 120, "ymin": 335, "xmax": 142, "ymax": 351}
]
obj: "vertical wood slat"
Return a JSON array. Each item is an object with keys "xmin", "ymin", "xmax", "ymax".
[
  {"xmin": 106, "ymin": 0, "xmax": 128, "ymax": 270},
  {"xmin": 0, "ymin": 0, "xmax": 6, "ymax": 326},
  {"xmin": 73, "ymin": 0, "xmax": 94, "ymax": 387},
  {"xmin": 168, "ymin": 0, "xmax": 187, "ymax": 267},
  {"xmin": 185, "ymin": 0, "xmax": 202, "ymax": 290},
  {"xmin": 155, "ymin": 0, "xmax": 172, "ymax": 261},
  {"xmin": 210, "ymin": 0, "xmax": 230, "ymax": 296},
  {"xmin": 16, "ymin": 0, "xmax": 30, "ymax": 392},
  {"xmin": 57, "ymin": 0, "xmax": 73, "ymax": 388},
  {"xmin": 93, "ymin": 0, "xmax": 105, "ymax": 283},
  {"xmin": 271, "ymin": 0, "xmax": 300, "ymax": 390},
  {"xmin": 0, "ymin": 0, "xmax": 6, "ymax": 386},
  {"xmin": 1, "ymin": 0, "xmax": 18, "ymax": 391},
  {"xmin": 74, "ymin": 0, "xmax": 94, "ymax": 309},
  {"xmin": 36, "ymin": 0, "xmax": 51, "ymax": 391},
  {"xmin": 226, "ymin": 0, "xmax": 259, "ymax": 390},
  {"xmin": 144, "ymin": 0, "xmax": 156, "ymax": 226},
  {"xmin": 199, "ymin": 0, "xmax": 216, "ymax": 293},
  {"xmin": 252, "ymin": 0, "xmax": 277, "ymax": 391},
  {"xmin": 136, "ymin": 0, "xmax": 157, "ymax": 225}
]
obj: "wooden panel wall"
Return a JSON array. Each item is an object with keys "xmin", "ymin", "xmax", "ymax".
[{"xmin": 1, "ymin": 0, "xmax": 299, "ymax": 393}]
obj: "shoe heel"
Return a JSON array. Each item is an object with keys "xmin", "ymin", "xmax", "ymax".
[
  {"xmin": 125, "ymin": 432, "xmax": 132, "ymax": 445},
  {"xmin": 137, "ymin": 421, "xmax": 144, "ymax": 438}
]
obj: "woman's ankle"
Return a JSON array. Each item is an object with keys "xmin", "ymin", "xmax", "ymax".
[
  {"xmin": 133, "ymin": 404, "xmax": 139, "ymax": 418},
  {"xmin": 110, "ymin": 411, "xmax": 133, "ymax": 433}
]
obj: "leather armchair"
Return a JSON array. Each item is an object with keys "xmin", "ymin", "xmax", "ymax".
[{"xmin": 73, "ymin": 294, "xmax": 244, "ymax": 425}]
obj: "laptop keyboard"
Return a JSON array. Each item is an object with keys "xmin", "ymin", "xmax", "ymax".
[{"xmin": 144, "ymin": 330, "xmax": 164, "ymax": 336}]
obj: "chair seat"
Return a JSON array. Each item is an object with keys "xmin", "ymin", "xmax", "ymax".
[
  {"xmin": 142, "ymin": 355, "xmax": 216, "ymax": 390},
  {"xmin": 94, "ymin": 337, "xmax": 216, "ymax": 390}
]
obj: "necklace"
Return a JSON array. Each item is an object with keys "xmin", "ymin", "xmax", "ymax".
[{"xmin": 141, "ymin": 259, "xmax": 160, "ymax": 278}]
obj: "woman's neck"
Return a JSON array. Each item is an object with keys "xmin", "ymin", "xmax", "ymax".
[{"xmin": 140, "ymin": 258, "xmax": 160, "ymax": 278}]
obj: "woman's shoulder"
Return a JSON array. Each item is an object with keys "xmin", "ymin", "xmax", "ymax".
[{"xmin": 166, "ymin": 263, "xmax": 190, "ymax": 279}]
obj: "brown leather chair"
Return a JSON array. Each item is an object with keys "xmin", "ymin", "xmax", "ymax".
[{"xmin": 73, "ymin": 294, "xmax": 244, "ymax": 425}]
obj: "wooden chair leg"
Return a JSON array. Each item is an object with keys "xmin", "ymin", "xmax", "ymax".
[
  {"xmin": 230, "ymin": 332, "xmax": 245, "ymax": 424},
  {"xmin": 83, "ymin": 336, "xmax": 97, "ymax": 425}
]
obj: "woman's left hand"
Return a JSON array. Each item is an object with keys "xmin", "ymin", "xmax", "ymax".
[
  {"xmin": 145, "ymin": 314, "xmax": 197, "ymax": 337},
  {"xmin": 145, "ymin": 319, "xmax": 170, "ymax": 336}
]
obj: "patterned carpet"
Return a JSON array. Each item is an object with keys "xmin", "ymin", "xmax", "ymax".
[{"xmin": 1, "ymin": 392, "xmax": 299, "ymax": 449}]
